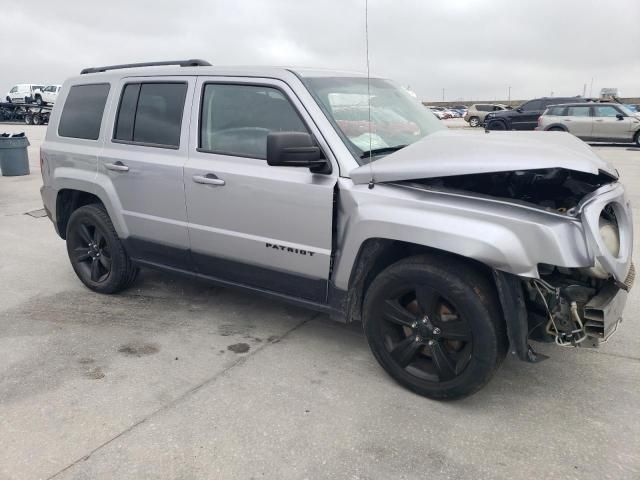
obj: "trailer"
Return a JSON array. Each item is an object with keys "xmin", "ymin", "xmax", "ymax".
[{"xmin": 0, "ymin": 102, "xmax": 52, "ymax": 125}]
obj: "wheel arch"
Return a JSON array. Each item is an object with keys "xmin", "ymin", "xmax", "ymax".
[
  {"xmin": 54, "ymin": 181, "xmax": 127, "ymax": 240},
  {"xmin": 337, "ymin": 238, "xmax": 538, "ymax": 363},
  {"xmin": 545, "ymin": 123, "xmax": 568, "ymax": 132}
]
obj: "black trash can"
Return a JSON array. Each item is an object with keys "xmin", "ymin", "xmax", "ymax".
[{"xmin": 0, "ymin": 134, "xmax": 30, "ymax": 176}]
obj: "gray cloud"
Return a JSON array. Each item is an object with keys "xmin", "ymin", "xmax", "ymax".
[{"xmin": 1, "ymin": 0, "xmax": 638, "ymax": 102}]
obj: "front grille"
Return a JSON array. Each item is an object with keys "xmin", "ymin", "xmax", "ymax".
[{"xmin": 624, "ymin": 262, "xmax": 635, "ymax": 291}]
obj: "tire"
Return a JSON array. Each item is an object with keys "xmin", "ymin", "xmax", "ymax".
[
  {"xmin": 468, "ymin": 116, "xmax": 480, "ymax": 127},
  {"xmin": 66, "ymin": 204, "xmax": 139, "ymax": 294},
  {"xmin": 24, "ymin": 114, "xmax": 33, "ymax": 125},
  {"xmin": 634, "ymin": 131, "xmax": 640, "ymax": 147},
  {"xmin": 32, "ymin": 114, "xmax": 41, "ymax": 125},
  {"xmin": 363, "ymin": 254, "xmax": 508, "ymax": 400},
  {"xmin": 486, "ymin": 120, "xmax": 507, "ymax": 131}
]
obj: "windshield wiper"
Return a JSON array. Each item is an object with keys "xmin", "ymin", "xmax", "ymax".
[{"xmin": 360, "ymin": 145, "xmax": 407, "ymax": 159}]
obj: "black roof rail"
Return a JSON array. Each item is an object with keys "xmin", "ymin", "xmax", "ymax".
[{"xmin": 80, "ymin": 59, "xmax": 211, "ymax": 75}]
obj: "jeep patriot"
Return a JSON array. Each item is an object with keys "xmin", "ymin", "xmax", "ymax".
[{"xmin": 40, "ymin": 60, "xmax": 634, "ymax": 399}]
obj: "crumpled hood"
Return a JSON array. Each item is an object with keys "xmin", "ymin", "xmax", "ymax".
[{"xmin": 350, "ymin": 129, "xmax": 617, "ymax": 185}]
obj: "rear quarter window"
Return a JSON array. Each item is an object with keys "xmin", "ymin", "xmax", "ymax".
[{"xmin": 58, "ymin": 84, "xmax": 110, "ymax": 140}]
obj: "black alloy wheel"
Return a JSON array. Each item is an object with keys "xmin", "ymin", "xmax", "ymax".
[
  {"xmin": 363, "ymin": 255, "xmax": 507, "ymax": 400},
  {"xmin": 66, "ymin": 204, "xmax": 138, "ymax": 293}
]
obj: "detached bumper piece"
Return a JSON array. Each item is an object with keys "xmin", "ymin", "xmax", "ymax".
[{"xmin": 582, "ymin": 265, "xmax": 634, "ymax": 346}]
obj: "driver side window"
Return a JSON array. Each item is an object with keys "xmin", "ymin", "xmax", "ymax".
[
  {"xmin": 199, "ymin": 83, "xmax": 308, "ymax": 160},
  {"xmin": 522, "ymin": 100, "xmax": 542, "ymax": 111}
]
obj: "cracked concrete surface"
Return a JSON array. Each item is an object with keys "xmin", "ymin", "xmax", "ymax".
[{"xmin": 1, "ymin": 125, "xmax": 639, "ymax": 479}]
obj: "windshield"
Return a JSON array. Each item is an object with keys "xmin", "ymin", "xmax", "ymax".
[{"xmin": 303, "ymin": 77, "xmax": 444, "ymax": 164}]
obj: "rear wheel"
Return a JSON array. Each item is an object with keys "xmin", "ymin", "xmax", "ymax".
[
  {"xmin": 66, "ymin": 204, "xmax": 138, "ymax": 294},
  {"xmin": 468, "ymin": 116, "xmax": 480, "ymax": 127},
  {"xmin": 634, "ymin": 131, "xmax": 640, "ymax": 147},
  {"xmin": 24, "ymin": 114, "xmax": 33, "ymax": 125},
  {"xmin": 363, "ymin": 255, "xmax": 507, "ymax": 400},
  {"xmin": 32, "ymin": 114, "xmax": 41, "ymax": 125}
]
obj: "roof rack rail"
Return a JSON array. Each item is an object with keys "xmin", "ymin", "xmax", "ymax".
[{"xmin": 80, "ymin": 59, "xmax": 211, "ymax": 75}]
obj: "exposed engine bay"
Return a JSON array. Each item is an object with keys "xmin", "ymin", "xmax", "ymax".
[
  {"xmin": 409, "ymin": 167, "xmax": 616, "ymax": 214},
  {"xmin": 523, "ymin": 265, "xmax": 618, "ymax": 348}
]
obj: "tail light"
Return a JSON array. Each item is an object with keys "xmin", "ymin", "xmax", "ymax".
[{"xmin": 537, "ymin": 116, "xmax": 542, "ymax": 128}]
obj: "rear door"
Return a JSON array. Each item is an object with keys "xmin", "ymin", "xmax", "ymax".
[
  {"xmin": 99, "ymin": 77, "xmax": 194, "ymax": 268},
  {"xmin": 563, "ymin": 105, "xmax": 593, "ymax": 138},
  {"xmin": 592, "ymin": 105, "xmax": 634, "ymax": 141},
  {"xmin": 184, "ymin": 77, "xmax": 337, "ymax": 302}
]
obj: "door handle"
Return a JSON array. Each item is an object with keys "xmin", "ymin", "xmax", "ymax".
[
  {"xmin": 105, "ymin": 161, "xmax": 129, "ymax": 172},
  {"xmin": 192, "ymin": 173, "xmax": 225, "ymax": 186}
]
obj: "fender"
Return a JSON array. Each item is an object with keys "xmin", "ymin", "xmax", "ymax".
[
  {"xmin": 331, "ymin": 180, "xmax": 592, "ymax": 291},
  {"xmin": 52, "ymin": 168, "xmax": 129, "ymax": 238}
]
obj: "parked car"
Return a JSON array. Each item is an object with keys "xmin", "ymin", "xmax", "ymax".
[
  {"xmin": 626, "ymin": 104, "xmax": 639, "ymax": 113},
  {"xmin": 427, "ymin": 106, "xmax": 445, "ymax": 119},
  {"xmin": 34, "ymin": 85, "xmax": 62, "ymax": 105},
  {"xmin": 464, "ymin": 104, "xmax": 509, "ymax": 127},
  {"xmin": 537, "ymin": 102, "xmax": 640, "ymax": 145},
  {"xmin": 485, "ymin": 96, "xmax": 587, "ymax": 130},
  {"xmin": 40, "ymin": 60, "xmax": 634, "ymax": 400},
  {"xmin": 5, "ymin": 84, "xmax": 44, "ymax": 103}
]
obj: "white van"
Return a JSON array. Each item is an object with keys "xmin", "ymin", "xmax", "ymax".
[{"xmin": 4, "ymin": 84, "xmax": 45, "ymax": 104}]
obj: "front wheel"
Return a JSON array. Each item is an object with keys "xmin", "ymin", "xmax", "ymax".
[
  {"xmin": 363, "ymin": 255, "xmax": 507, "ymax": 400},
  {"xmin": 486, "ymin": 120, "xmax": 507, "ymax": 130},
  {"xmin": 66, "ymin": 204, "xmax": 138, "ymax": 294},
  {"xmin": 468, "ymin": 116, "xmax": 479, "ymax": 127},
  {"xmin": 634, "ymin": 131, "xmax": 640, "ymax": 147}
]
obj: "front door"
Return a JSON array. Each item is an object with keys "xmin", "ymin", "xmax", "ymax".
[
  {"xmin": 512, "ymin": 99, "xmax": 542, "ymax": 130},
  {"xmin": 592, "ymin": 105, "xmax": 634, "ymax": 141},
  {"xmin": 99, "ymin": 77, "xmax": 194, "ymax": 268},
  {"xmin": 184, "ymin": 77, "xmax": 337, "ymax": 303}
]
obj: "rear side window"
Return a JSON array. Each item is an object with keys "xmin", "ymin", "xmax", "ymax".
[
  {"xmin": 114, "ymin": 82, "xmax": 187, "ymax": 148},
  {"xmin": 476, "ymin": 105, "xmax": 490, "ymax": 112},
  {"xmin": 199, "ymin": 83, "xmax": 308, "ymax": 159},
  {"xmin": 547, "ymin": 106, "xmax": 567, "ymax": 116},
  {"xmin": 58, "ymin": 84, "xmax": 110, "ymax": 140},
  {"xmin": 567, "ymin": 106, "xmax": 591, "ymax": 117}
]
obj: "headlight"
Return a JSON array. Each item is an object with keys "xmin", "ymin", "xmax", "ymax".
[
  {"xmin": 599, "ymin": 216, "xmax": 620, "ymax": 257},
  {"xmin": 583, "ymin": 210, "xmax": 621, "ymax": 279}
]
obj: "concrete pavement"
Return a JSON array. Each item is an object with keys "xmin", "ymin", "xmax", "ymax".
[{"xmin": 1, "ymin": 124, "xmax": 639, "ymax": 479}]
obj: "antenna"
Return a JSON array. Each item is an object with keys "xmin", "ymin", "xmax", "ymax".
[{"xmin": 365, "ymin": 0, "xmax": 375, "ymax": 189}]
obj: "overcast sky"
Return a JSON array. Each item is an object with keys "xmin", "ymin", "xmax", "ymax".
[{"xmin": 1, "ymin": 0, "xmax": 639, "ymax": 102}]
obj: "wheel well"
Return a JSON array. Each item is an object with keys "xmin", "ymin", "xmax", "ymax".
[
  {"xmin": 343, "ymin": 238, "xmax": 494, "ymax": 323},
  {"xmin": 55, "ymin": 189, "xmax": 103, "ymax": 239},
  {"xmin": 546, "ymin": 124, "xmax": 567, "ymax": 132}
]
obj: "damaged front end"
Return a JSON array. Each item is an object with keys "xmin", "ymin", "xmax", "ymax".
[{"xmin": 410, "ymin": 169, "xmax": 634, "ymax": 360}]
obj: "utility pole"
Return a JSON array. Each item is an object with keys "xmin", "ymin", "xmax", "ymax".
[
  {"xmin": 583, "ymin": 83, "xmax": 587, "ymax": 97},
  {"xmin": 442, "ymin": 88, "xmax": 445, "ymax": 102},
  {"xmin": 508, "ymin": 86, "xmax": 511, "ymax": 103},
  {"xmin": 589, "ymin": 77, "xmax": 594, "ymax": 98}
]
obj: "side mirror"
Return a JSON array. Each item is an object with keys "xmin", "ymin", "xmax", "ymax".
[
  {"xmin": 616, "ymin": 113, "xmax": 625, "ymax": 120},
  {"xmin": 266, "ymin": 132, "xmax": 330, "ymax": 174},
  {"xmin": 516, "ymin": 107, "xmax": 523, "ymax": 113}
]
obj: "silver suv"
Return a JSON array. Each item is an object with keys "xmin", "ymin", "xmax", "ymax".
[
  {"xmin": 40, "ymin": 60, "xmax": 634, "ymax": 400},
  {"xmin": 538, "ymin": 102, "xmax": 640, "ymax": 145},
  {"xmin": 464, "ymin": 103, "xmax": 509, "ymax": 127}
]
